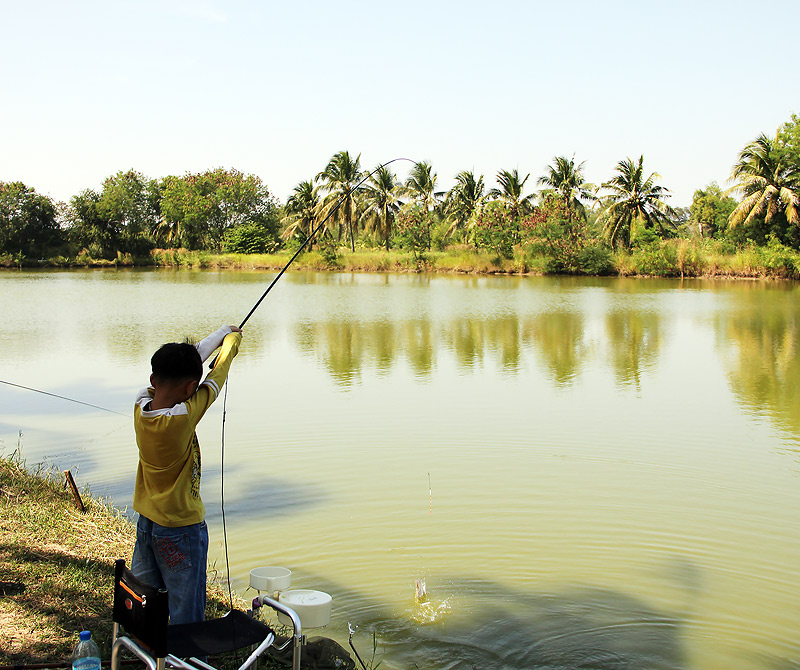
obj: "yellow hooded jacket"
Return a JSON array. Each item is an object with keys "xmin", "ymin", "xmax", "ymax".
[{"xmin": 133, "ymin": 326, "xmax": 241, "ymax": 527}]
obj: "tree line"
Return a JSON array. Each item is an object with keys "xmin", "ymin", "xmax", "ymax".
[{"xmin": 1, "ymin": 114, "xmax": 798, "ymax": 270}]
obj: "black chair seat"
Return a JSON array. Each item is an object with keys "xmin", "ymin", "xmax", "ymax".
[{"xmin": 167, "ymin": 610, "xmax": 274, "ymax": 658}]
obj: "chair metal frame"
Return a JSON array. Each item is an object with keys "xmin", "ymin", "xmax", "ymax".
[{"xmin": 110, "ymin": 559, "xmax": 303, "ymax": 670}]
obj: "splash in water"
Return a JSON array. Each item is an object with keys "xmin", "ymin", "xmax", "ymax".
[{"xmin": 412, "ymin": 579, "xmax": 451, "ymax": 624}]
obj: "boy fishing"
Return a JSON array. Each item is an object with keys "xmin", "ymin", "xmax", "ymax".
[{"xmin": 130, "ymin": 325, "xmax": 242, "ymax": 624}]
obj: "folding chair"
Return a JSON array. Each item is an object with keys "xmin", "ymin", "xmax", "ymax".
[{"xmin": 110, "ymin": 559, "xmax": 303, "ymax": 670}]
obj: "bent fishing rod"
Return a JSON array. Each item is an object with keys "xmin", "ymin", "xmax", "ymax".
[{"xmin": 210, "ymin": 156, "xmax": 418, "ymax": 367}]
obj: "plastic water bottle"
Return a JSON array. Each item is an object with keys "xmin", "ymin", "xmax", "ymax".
[{"xmin": 71, "ymin": 631, "xmax": 101, "ymax": 670}]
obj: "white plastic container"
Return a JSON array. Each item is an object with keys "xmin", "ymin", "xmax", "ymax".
[
  {"xmin": 249, "ymin": 566, "xmax": 292, "ymax": 592},
  {"xmin": 277, "ymin": 589, "xmax": 332, "ymax": 628}
]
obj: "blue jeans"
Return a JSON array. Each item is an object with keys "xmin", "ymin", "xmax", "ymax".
[{"xmin": 131, "ymin": 515, "xmax": 208, "ymax": 625}]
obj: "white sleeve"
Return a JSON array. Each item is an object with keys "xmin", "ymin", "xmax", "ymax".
[
  {"xmin": 195, "ymin": 325, "xmax": 234, "ymax": 362},
  {"xmin": 135, "ymin": 386, "xmax": 152, "ymax": 404}
]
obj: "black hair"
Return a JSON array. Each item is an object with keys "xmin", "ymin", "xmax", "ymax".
[{"xmin": 151, "ymin": 342, "xmax": 202, "ymax": 383}]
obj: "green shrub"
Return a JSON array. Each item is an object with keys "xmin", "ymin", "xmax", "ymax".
[
  {"xmin": 630, "ymin": 241, "xmax": 680, "ymax": 276},
  {"xmin": 574, "ymin": 243, "xmax": 615, "ymax": 275},
  {"xmin": 396, "ymin": 209, "xmax": 432, "ymax": 261},
  {"xmin": 759, "ymin": 237, "xmax": 799, "ymax": 278},
  {"xmin": 223, "ymin": 221, "xmax": 279, "ymax": 254}
]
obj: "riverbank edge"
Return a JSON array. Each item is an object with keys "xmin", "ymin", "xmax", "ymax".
[
  {"xmin": 0, "ymin": 452, "xmax": 244, "ymax": 666},
  {"xmin": 2, "ymin": 241, "xmax": 800, "ymax": 280}
]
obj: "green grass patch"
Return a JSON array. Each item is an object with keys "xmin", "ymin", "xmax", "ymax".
[
  {"xmin": 0, "ymin": 451, "xmax": 245, "ymax": 666},
  {"xmin": 6, "ymin": 240, "xmax": 800, "ymax": 279}
]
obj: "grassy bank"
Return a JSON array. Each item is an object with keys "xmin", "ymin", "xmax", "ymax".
[
  {"xmin": 3, "ymin": 239, "xmax": 800, "ymax": 279},
  {"xmin": 0, "ymin": 452, "xmax": 242, "ymax": 666}
]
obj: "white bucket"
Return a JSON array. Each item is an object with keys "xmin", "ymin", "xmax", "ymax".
[
  {"xmin": 249, "ymin": 566, "xmax": 292, "ymax": 592},
  {"xmin": 277, "ymin": 589, "xmax": 332, "ymax": 628}
]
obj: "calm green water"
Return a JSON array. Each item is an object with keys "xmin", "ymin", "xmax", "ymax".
[{"xmin": 2, "ymin": 269, "xmax": 799, "ymax": 669}]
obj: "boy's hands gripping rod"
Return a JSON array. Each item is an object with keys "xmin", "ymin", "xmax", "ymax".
[{"xmin": 209, "ymin": 157, "xmax": 417, "ymax": 369}]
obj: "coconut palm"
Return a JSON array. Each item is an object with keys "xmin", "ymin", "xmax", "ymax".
[
  {"xmin": 488, "ymin": 169, "xmax": 535, "ymax": 219},
  {"xmin": 281, "ymin": 181, "xmax": 320, "ymax": 249},
  {"xmin": 360, "ymin": 165, "xmax": 402, "ymax": 250},
  {"xmin": 445, "ymin": 170, "xmax": 485, "ymax": 239},
  {"xmin": 316, "ymin": 151, "xmax": 364, "ymax": 252},
  {"xmin": 152, "ymin": 215, "xmax": 183, "ymax": 248},
  {"xmin": 403, "ymin": 161, "xmax": 444, "ymax": 213},
  {"xmin": 538, "ymin": 155, "xmax": 597, "ymax": 220},
  {"xmin": 729, "ymin": 133, "xmax": 799, "ymax": 233},
  {"xmin": 598, "ymin": 156, "xmax": 675, "ymax": 250}
]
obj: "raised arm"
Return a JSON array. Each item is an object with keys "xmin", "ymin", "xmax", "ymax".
[{"xmin": 195, "ymin": 325, "xmax": 242, "ymax": 362}]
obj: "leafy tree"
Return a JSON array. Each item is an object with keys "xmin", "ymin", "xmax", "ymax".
[
  {"xmin": 0, "ymin": 182, "xmax": 62, "ymax": 258},
  {"xmin": 395, "ymin": 206, "xmax": 431, "ymax": 261},
  {"xmin": 689, "ymin": 182, "xmax": 737, "ymax": 238},
  {"xmin": 597, "ymin": 155, "xmax": 675, "ymax": 250},
  {"xmin": 360, "ymin": 166, "xmax": 402, "ymax": 251},
  {"xmin": 402, "ymin": 161, "xmax": 443, "ymax": 251},
  {"xmin": 537, "ymin": 156, "xmax": 597, "ymax": 220},
  {"xmin": 489, "ymin": 169, "xmax": 535, "ymax": 219},
  {"xmin": 223, "ymin": 220, "xmax": 278, "ymax": 254},
  {"xmin": 65, "ymin": 171, "xmax": 160, "ymax": 257},
  {"xmin": 777, "ymin": 113, "xmax": 800, "ymax": 168},
  {"xmin": 469, "ymin": 200, "xmax": 518, "ymax": 258},
  {"xmin": 444, "ymin": 170, "xmax": 485, "ymax": 241},
  {"xmin": 160, "ymin": 168, "xmax": 279, "ymax": 251},
  {"xmin": 728, "ymin": 133, "xmax": 799, "ymax": 246},
  {"xmin": 281, "ymin": 180, "xmax": 321, "ymax": 250},
  {"xmin": 523, "ymin": 194, "xmax": 609, "ymax": 274},
  {"xmin": 68, "ymin": 188, "xmax": 119, "ymax": 257},
  {"xmin": 96, "ymin": 170, "xmax": 160, "ymax": 255},
  {"xmin": 316, "ymin": 151, "xmax": 364, "ymax": 252}
]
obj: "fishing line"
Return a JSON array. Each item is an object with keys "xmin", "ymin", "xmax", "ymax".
[
  {"xmin": 214, "ymin": 156, "xmax": 419, "ymax": 608},
  {"xmin": 0, "ymin": 379, "xmax": 128, "ymax": 417},
  {"xmin": 428, "ymin": 472, "xmax": 432, "ymax": 515},
  {"xmin": 220, "ymin": 380, "xmax": 235, "ymax": 610}
]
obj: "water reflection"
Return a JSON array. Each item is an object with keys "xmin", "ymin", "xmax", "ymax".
[
  {"xmin": 523, "ymin": 312, "xmax": 587, "ymax": 386},
  {"xmin": 296, "ymin": 319, "xmax": 436, "ymax": 383},
  {"xmin": 717, "ymin": 301, "xmax": 800, "ymax": 440},
  {"xmin": 400, "ymin": 320, "xmax": 435, "ymax": 376},
  {"xmin": 293, "ymin": 309, "xmax": 666, "ymax": 389},
  {"xmin": 605, "ymin": 310, "xmax": 662, "ymax": 388},
  {"xmin": 297, "ymin": 315, "xmax": 529, "ymax": 382},
  {"xmin": 444, "ymin": 318, "xmax": 488, "ymax": 369}
]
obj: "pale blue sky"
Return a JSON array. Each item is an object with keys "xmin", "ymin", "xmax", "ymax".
[{"xmin": 2, "ymin": 0, "xmax": 797, "ymax": 207}]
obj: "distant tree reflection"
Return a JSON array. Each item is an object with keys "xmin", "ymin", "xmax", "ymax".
[
  {"xmin": 605, "ymin": 310, "xmax": 662, "ymax": 387},
  {"xmin": 718, "ymin": 304, "xmax": 800, "ymax": 438},
  {"xmin": 523, "ymin": 311, "xmax": 588, "ymax": 386}
]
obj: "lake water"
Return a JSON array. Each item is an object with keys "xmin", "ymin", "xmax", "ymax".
[{"xmin": 2, "ymin": 269, "xmax": 799, "ymax": 669}]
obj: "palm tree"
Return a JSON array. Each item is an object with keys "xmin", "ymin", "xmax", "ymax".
[
  {"xmin": 316, "ymin": 151, "xmax": 364, "ymax": 252},
  {"xmin": 360, "ymin": 166, "xmax": 402, "ymax": 250},
  {"xmin": 729, "ymin": 133, "xmax": 799, "ymax": 234},
  {"xmin": 489, "ymin": 169, "xmax": 535, "ymax": 219},
  {"xmin": 598, "ymin": 156, "xmax": 675, "ymax": 250},
  {"xmin": 445, "ymin": 170, "xmax": 485, "ymax": 239},
  {"xmin": 152, "ymin": 214, "xmax": 182, "ymax": 248},
  {"xmin": 403, "ymin": 161, "xmax": 443, "ymax": 213},
  {"xmin": 538, "ymin": 155, "xmax": 597, "ymax": 220},
  {"xmin": 281, "ymin": 181, "xmax": 320, "ymax": 249}
]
